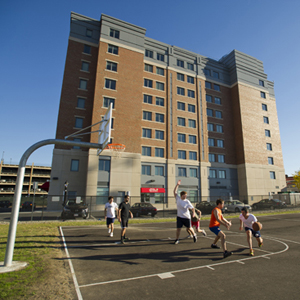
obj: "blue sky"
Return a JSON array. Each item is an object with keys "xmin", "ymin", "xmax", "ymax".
[{"xmin": 1, "ymin": 0, "xmax": 299, "ymax": 176}]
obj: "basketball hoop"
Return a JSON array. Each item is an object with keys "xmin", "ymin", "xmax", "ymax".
[{"xmin": 107, "ymin": 143, "xmax": 126, "ymax": 158}]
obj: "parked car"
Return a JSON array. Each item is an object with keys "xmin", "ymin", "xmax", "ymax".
[
  {"xmin": 224, "ymin": 200, "xmax": 252, "ymax": 213},
  {"xmin": 0, "ymin": 200, "xmax": 12, "ymax": 208},
  {"xmin": 61, "ymin": 199, "xmax": 89, "ymax": 220},
  {"xmin": 196, "ymin": 201, "xmax": 227, "ymax": 214},
  {"xmin": 21, "ymin": 201, "xmax": 36, "ymax": 210},
  {"xmin": 252, "ymin": 199, "xmax": 287, "ymax": 210},
  {"xmin": 131, "ymin": 202, "xmax": 157, "ymax": 217}
]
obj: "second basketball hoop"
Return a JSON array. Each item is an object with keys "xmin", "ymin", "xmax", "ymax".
[{"xmin": 107, "ymin": 143, "xmax": 126, "ymax": 158}]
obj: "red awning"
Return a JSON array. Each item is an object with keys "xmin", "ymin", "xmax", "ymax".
[
  {"xmin": 141, "ymin": 188, "xmax": 165, "ymax": 193},
  {"xmin": 40, "ymin": 181, "xmax": 50, "ymax": 192}
]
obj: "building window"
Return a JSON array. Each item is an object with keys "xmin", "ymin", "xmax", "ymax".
[
  {"xmin": 215, "ymin": 97, "xmax": 221, "ymax": 105},
  {"xmin": 157, "ymin": 53, "xmax": 164, "ymax": 62},
  {"xmin": 188, "ymin": 104, "xmax": 195, "ymax": 113},
  {"xmin": 105, "ymin": 79, "xmax": 116, "ymax": 90},
  {"xmin": 86, "ymin": 29, "xmax": 92, "ymax": 37},
  {"xmin": 106, "ymin": 61, "xmax": 117, "ymax": 72},
  {"xmin": 209, "ymin": 169, "xmax": 216, "ymax": 178},
  {"xmin": 156, "ymin": 97, "xmax": 164, "ymax": 106},
  {"xmin": 188, "ymin": 119, "xmax": 196, "ymax": 128},
  {"xmin": 70, "ymin": 159, "xmax": 79, "ymax": 172},
  {"xmin": 177, "ymin": 87, "xmax": 185, "ymax": 96},
  {"xmin": 77, "ymin": 98, "xmax": 85, "ymax": 109},
  {"xmin": 206, "ymin": 95, "xmax": 212, "ymax": 103},
  {"xmin": 178, "ymin": 167, "xmax": 187, "ymax": 177},
  {"xmin": 265, "ymin": 129, "xmax": 271, "ymax": 137},
  {"xmin": 213, "ymin": 71, "xmax": 219, "ymax": 79},
  {"xmin": 188, "ymin": 90, "xmax": 195, "ymax": 98},
  {"xmin": 103, "ymin": 97, "xmax": 115, "ymax": 108},
  {"xmin": 144, "ymin": 79, "xmax": 153, "ymax": 88},
  {"xmin": 262, "ymin": 103, "xmax": 268, "ymax": 111},
  {"xmin": 189, "ymin": 135, "xmax": 196, "ymax": 144},
  {"xmin": 187, "ymin": 76, "xmax": 194, "ymax": 84},
  {"xmin": 209, "ymin": 154, "xmax": 215, "ymax": 162},
  {"xmin": 217, "ymin": 139, "xmax": 224, "ymax": 148},
  {"xmin": 259, "ymin": 80, "xmax": 265, "ymax": 87},
  {"xmin": 145, "ymin": 49, "xmax": 153, "ymax": 58},
  {"xmin": 178, "ymin": 150, "xmax": 186, "ymax": 159},
  {"xmin": 73, "ymin": 138, "xmax": 81, "ymax": 149},
  {"xmin": 156, "ymin": 82, "xmax": 165, "ymax": 91},
  {"xmin": 156, "ymin": 67, "xmax": 164, "ymax": 76},
  {"xmin": 99, "ymin": 160, "xmax": 110, "ymax": 172},
  {"xmin": 208, "ymin": 138, "xmax": 214, "ymax": 146},
  {"xmin": 207, "ymin": 123, "xmax": 214, "ymax": 131},
  {"xmin": 79, "ymin": 79, "xmax": 87, "ymax": 90},
  {"xmin": 177, "ymin": 102, "xmax": 185, "ymax": 111},
  {"xmin": 261, "ymin": 91, "xmax": 266, "ymax": 98},
  {"xmin": 143, "ymin": 111, "xmax": 152, "ymax": 121},
  {"xmin": 143, "ymin": 94, "xmax": 152, "ymax": 104},
  {"xmin": 142, "ymin": 128, "xmax": 152, "ymax": 138},
  {"xmin": 215, "ymin": 111, "xmax": 222, "ymax": 119},
  {"xmin": 207, "ymin": 108, "xmax": 213, "ymax": 117},
  {"xmin": 263, "ymin": 116, "xmax": 269, "ymax": 124},
  {"xmin": 216, "ymin": 125, "xmax": 223, "ymax": 133},
  {"xmin": 177, "ymin": 73, "xmax": 184, "ymax": 81},
  {"xmin": 83, "ymin": 44, "xmax": 91, "ymax": 54},
  {"xmin": 178, "ymin": 117, "xmax": 185, "ymax": 126},
  {"xmin": 155, "ymin": 166, "xmax": 164, "ymax": 176},
  {"xmin": 75, "ymin": 117, "xmax": 83, "ymax": 128},
  {"xmin": 204, "ymin": 69, "xmax": 210, "ymax": 76},
  {"xmin": 267, "ymin": 143, "xmax": 272, "ymax": 151},
  {"xmin": 214, "ymin": 84, "xmax": 220, "ymax": 91},
  {"xmin": 155, "ymin": 148, "xmax": 164, "ymax": 157},
  {"xmin": 81, "ymin": 61, "xmax": 89, "ymax": 72},
  {"xmin": 205, "ymin": 82, "xmax": 212, "ymax": 89},
  {"xmin": 155, "ymin": 130, "xmax": 164, "ymax": 140},
  {"xmin": 189, "ymin": 151, "xmax": 197, "ymax": 160},
  {"xmin": 187, "ymin": 62, "xmax": 194, "ymax": 70},
  {"xmin": 144, "ymin": 64, "xmax": 153, "ymax": 72},
  {"xmin": 268, "ymin": 157, "xmax": 274, "ymax": 165},
  {"xmin": 219, "ymin": 170, "xmax": 226, "ymax": 178},
  {"xmin": 142, "ymin": 146, "xmax": 151, "ymax": 156},
  {"xmin": 177, "ymin": 59, "xmax": 184, "ymax": 68},
  {"xmin": 178, "ymin": 133, "xmax": 186, "ymax": 143},
  {"xmin": 190, "ymin": 168, "xmax": 197, "ymax": 178},
  {"xmin": 142, "ymin": 165, "xmax": 151, "ymax": 175},
  {"xmin": 108, "ymin": 44, "xmax": 118, "ymax": 55},
  {"xmin": 218, "ymin": 154, "xmax": 225, "ymax": 163},
  {"xmin": 270, "ymin": 171, "xmax": 276, "ymax": 179},
  {"xmin": 110, "ymin": 28, "xmax": 120, "ymax": 39},
  {"xmin": 155, "ymin": 113, "xmax": 164, "ymax": 123}
]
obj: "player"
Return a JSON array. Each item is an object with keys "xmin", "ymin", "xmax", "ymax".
[
  {"xmin": 173, "ymin": 180, "xmax": 197, "ymax": 244},
  {"xmin": 239, "ymin": 207, "xmax": 263, "ymax": 256},
  {"xmin": 209, "ymin": 198, "xmax": 232, "ymax": 258},
  {"xmin": 118, "ymin": 195, "xmax": 133, "ymax": 244},
  {"xmin": 104, "ymin": 196, "xmax": 119, "ymax": 237},
  {"xmin": 189, "ymin": 207, "xmax": 206, "ymax": 237}
]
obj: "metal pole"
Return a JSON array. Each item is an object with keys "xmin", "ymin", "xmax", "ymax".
[{"xmin": 31, "ymin": 189, "xmax": 35, "ymax": 221}]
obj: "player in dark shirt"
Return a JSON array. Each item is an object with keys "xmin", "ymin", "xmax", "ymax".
[{"xmin": 118, "ymin": 195, "xmax": 133, "ymax": 244}]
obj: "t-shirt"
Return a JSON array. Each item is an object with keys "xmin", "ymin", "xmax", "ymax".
[
  {"xmin": 105, "ymin": 202, "xmax": 118, "ymax": 218},
  {"xmin": 239, "ymin": 213, "xmax": 257, "ymax": 229},
  {"xmin": 119, "ymin": 202, "xmax": 131, "ymax": 219},
  {"xmin": 176, "ymin": 194, "xmax": 193, "ymax": 219},
  {"xmin": 209, "ymin": 207, "xmax": 222, "ymax": 228}
]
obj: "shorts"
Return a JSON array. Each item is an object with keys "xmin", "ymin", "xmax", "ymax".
[
  {"xmin": 245, "ymin": 227, "xmax": 261, "ymax": 238},
  {"xmin": 176, "ymin": 216, "xmax": 191, "ymax": 228},
  {"xmin": 120, "ymin": 218, "xmax": 129, "ymax": 229},
  {"xmin": 191, "ymin": 220, "xmax": 200, "ymax": 229},
  {"xmin": 106, "ymin": 217, "xmax": 115, "ymax": 226},
  {"xmin": 209, "ymin": 226, "xmax": 221, "ymax": 236}
]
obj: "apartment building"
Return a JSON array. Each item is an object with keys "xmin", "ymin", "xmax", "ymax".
[{"xmin": 49, "ymin": 12, "xmax": 286, "ymax": 204}]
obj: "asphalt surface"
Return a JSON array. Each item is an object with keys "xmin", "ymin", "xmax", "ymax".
[{"xmin": 60, "ymin": 212, "xmax": 300, "ymax": 300}]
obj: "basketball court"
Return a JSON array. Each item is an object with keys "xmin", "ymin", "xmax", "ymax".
[{"xmin": 60, "ymin": 213, "xmax": 300, "ymax": 300}]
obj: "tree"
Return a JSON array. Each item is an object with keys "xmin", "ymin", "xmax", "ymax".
[{"xmin": 293, "ymin": 170, "xmax": 300, "ymax": 190}]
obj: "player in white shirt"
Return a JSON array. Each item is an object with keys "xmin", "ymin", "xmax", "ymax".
[{"xmin": 104, "ymin": 196, "xmax": 119, "ymax": 237}]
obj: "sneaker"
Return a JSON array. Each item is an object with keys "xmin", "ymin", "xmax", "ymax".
[
  {"xmin": 110, "ymin": 232, "xmax": 113, "ymax": 237},
  {"xmin": 258, "ymin": 240, "xmax": 263, "ymax": 247},
  {"xmin": 249, "ymin": 249, "xmax": 254, "ymax": 256},
  {"xmin": 108, "ymin": 228, "xmax": 111, "ymax": 234},
  {"xmin": 202, "ymin": 230, "xmax": 207, "ymax": 237},
  {"xmin": 211, "ymin": 244, "xmax": 220, "ymax": 249},
  {"xmin": 174, "ymin": 239, "xmax": 179, "ymax": 245},
  {"xmin": 121, "ymin": 239, "xmax": 125, "ymax": 244},
  {"xmin": 193, "ymin": 235, "xmax": 197, "ymax": 243},
  {"xmin": 223, "ymin": 251, "xmax": 233, "ymax": 258},
  {"xmin": 124, "ymin": 237, "xmax": 130, "ymax": 241}
]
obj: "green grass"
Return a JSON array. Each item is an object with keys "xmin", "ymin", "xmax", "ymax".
[{"xmin": 0, "ymin": 209, "xmax": 299, "ymax": 299}]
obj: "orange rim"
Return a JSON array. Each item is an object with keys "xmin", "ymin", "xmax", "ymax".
[{"xmin": 106, "ymin": 143, "xmax": 126, "ymax": 151}]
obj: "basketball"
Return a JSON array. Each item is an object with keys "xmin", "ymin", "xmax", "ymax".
[{"xmin": 252, "ymin": 221, "xmax": 262, "ymax": 231}]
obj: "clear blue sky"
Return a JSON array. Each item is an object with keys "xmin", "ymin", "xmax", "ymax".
[{"xmin": 1, "ymin": 0, "xmax": 299, "ymax": 176}]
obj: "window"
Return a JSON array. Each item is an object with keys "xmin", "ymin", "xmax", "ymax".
[
  {"xmin": 83, "ymin": 45, "xmax": 91, "ymax": 54},
  {"xmin": 142, "ymin": 165, "xmax": 151, "ymax": 175},
  {"xmin": 110, "ymin": 28, "xmax": 120, "ymax": 39},
  {"xmin": 108, "ymin": 44, "xmax": 118, "ymax": 55},
  {"xmin": 81, "ymin": 61, "xmax": 89, "ymax": 72},
  {"xmin": 178, "ymin": 133, "xmax": 186, "ymax": 143},
  {"xmin": 188, "ymin": 104, "xmax": 195, "ymax": 113},
  {"xmin": 263, "ymin": 116, "xmax": 269, "ymax": 124},
  {"xmin": 143, "ymin": 94, "xmax": 152, "ymax": 104},
  {"xmin": 142, "ymin": 128, "xmax": 151, "ymax": 138},
  {"xmin": 155, "ymin": 166, "xmax": 164, "ymax": 176},
  {"xmin": 188, "ymin": 119, "xmax": 196, "ymax": 128},
  {"xmin": 217, "ymin": 139, "xmax": 224, "ymax": 148},
  {"xmin": 209, "ymin": 169, "xmax": 216, "ymax": 178},
  {"xmin": 187, "ymin": 62, "xmax": 194, "ymax": 70},
  {"xmin": 189, "ymin": 151, "xmax": 197, "ymax": 160},
  {"xmin": 206, "ymin": 95, "xmax": 212, "ymax": 103},
  {"xmin": 207, "ymin": 109, "xmax": 213, "ymax": 117},
  {"xmin": 73, "ymin": 138, "xmax": 81, "ymax": 149},
  {"xmin": 205, "ymin": 81, "xmax": 212, "ymax": 89},
  {"xmin": 207, "ymin": 123, "xmax": 214, "ymax": 131},
  {"xmin": 155, "ymin": 148, "xmax": 164, "ymax": 157},
  {"xmin": 178, "ymin": 117, "xmax": 185, "ymax": 126},
  {"xmin": 156, "ymin": 82, "xmax": 164, "ymax": 91},
  {"xmin": 99, "ymin": 160, "xmax": 110, "ymax": 172},
  {"xmin": 155, "ymin": 113, "xmax": 164, "ymax": 123},
  {"xmin": 142, "ymin": 146, "xmax": 151, "ymax": 156},
  {"xmin": 177, "ymin": 87, "xmax": 185, "ymax": 95},
  {"xmin": 204, "ymin": 69, "xmax": 210, "ymax": 76},
  {"xmin": 178, "ymin": 167, "xmax": 187, "ymax": 177},
  {"xmin": 77, "ymin": 98, "xmax": 85, "ymax": 109},
  {"xmin": 145, "ymin": 49, "xmax": 153, "ymax": 58},
  {"xmin": 215, "ymin": 97, "xmax": 221, "ymax": 105},
  {"xmin": 157, "ymin": 53, "xmax": 164, "ymax": 61},
  {"xmin": 267, "ymin": 143, "xmax": 272, "ymax": 151},
  {"xmin": 178, "ymin": 150, "xmax": 186, "ymax": 159},
  {"xmin": 208, "ymin": 138, "xmax": 214, "ymax": 146},
  {"xmin": 75, "ymin": 117, "xmax": 83, "ymax": 128},
  {"xmin": 261, "ymin": 91, "xmax": 266, "ymax": 98},
  {"xmin": 188, "ymin": 90, "xmax": 195, "ymax": 98},
  {"xmin": 259, "ymin": 80, "xmax": 265, "ymax": 87},
  {"xmin": 214, "ymin": 84, "xmax": 221, "ymax": 91},
  {"xmin": 155, "ymin": 130, "xmax": 164, "ymax": 140},
  {"xmin": 103, "ymin": 97, "xmax": 115, "ymax": 108},
  {"xmin": 262, "ymin": 103, "xmax": 268, "ymax": 111},
  {"xmin": 177, "ymin": 59, "xmax": 184, "ymax": 68},
  {"xmin": 218, "ymin": 154, "xmax": 225, "ymax": 163},
  {"xmin": 187, "ymin": 76, "xmax": 194, "ymax": 84},
  {"xmin": 218, "ymin": 170, "xmax": 226, "ymax": 178},
  {"xmin": 209, "ymin": 153, "xmax": 215, "ymax": 162},
  {"xmin": 106, "ymin": 61, "xmax": 117, "ymax": 72},
  {"xmin": 156, "ymin": 97, "xmax": 164, "ymax": 106},
  {"xmin": 215, "ymin": 111, "xmax": 222, "ymax": 119},
  {"xmin": 144, "ymin": 64, "xmax": 153, "ymax": 72},
  {"xmin": 70, "ymin": 159, "xmax": 79, "ymax": 172},
  {"xmin": 177, "ymin": 102, "xmax": 185, "ymax": 111},
  {"xmin": 144, "ymin": 79, "xmax": 153, "ymax": 88},
  {"xmin": 143, "ymin": 111, "xmax": 152, "ymax": 121},
  {"xmin": 216, "ymin": 125, "xmax": 223, "ymax": 133},
  {"xmin": 213, "ymin": 71, "xmax": 219, "ymax": 79},
  {"xmin": 268, "ymin": 157, "xmax": 274, "ymax": 165},
  {"xmin": 79, "ymin": 79, "xmax": 87, "ymax": 90},
  {"xmin": 86, "ymin": 29, "xmax": 92, "ymax": 37},
  {"xmin": 190, "ymin": 168, "xmax": 197, "ymax": 178},
  {"xmin": 156, "ymin": 67, "xmax": 164, "ymax": 76},
  {"xmin": 105, "ymin": 79, "xmax": 116, "ymax": 90},
  {"xmin": 189, "ymin": 135, "xmax": 196, "ymax": 144},
  {"xmin": 177, "ymin": 73, "xmax": 184, "ymax": 81},
  {"xmin": 270, "ymin": 171, "xmax": 276, "ymax": 179},
  {"xmin": 265, "ymin": 129, "xmax": 271, "ymax": 137}
]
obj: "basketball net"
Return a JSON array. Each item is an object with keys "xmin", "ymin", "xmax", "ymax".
[{"xmin": 107, "ymin": 143, "xmax": 126, "ymax": 158}]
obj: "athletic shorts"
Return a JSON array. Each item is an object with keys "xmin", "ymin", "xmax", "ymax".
[
  {"xmin": 209, "ymin": 226, "xmax": 221, "ymax": 236},
  {"xmin": 106, "ymin": 217, "xmax": 115, "ymax": 226},
  {"xmin": 120, "ymin": 218, "xmax": 129, "ymax": 229},
  {"xmin": 245, "ymin": 227, "xmax": 261, "ymax": 238},
  {"xmin": 191, "ymin": 220, "xmax": 200, "ymax": 229},
  {"xmin": 176, "ymin": 216, "xmax": 191, "ymax": 229}
]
